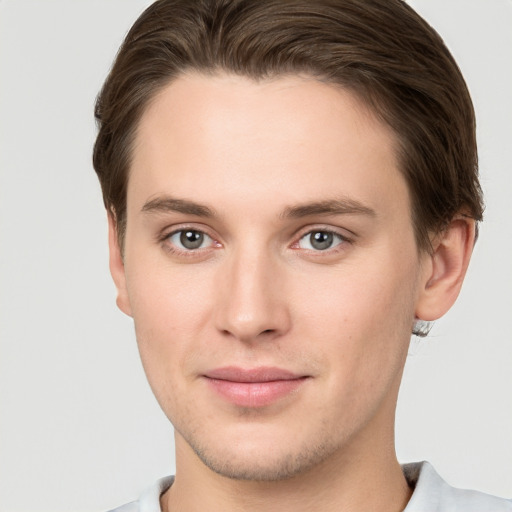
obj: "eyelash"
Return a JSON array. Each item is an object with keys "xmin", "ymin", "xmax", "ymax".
[
  {"xmin": 159, "ymin": 226, "xmax": 220, "ymax": 257},
  {"xmin": 158, "ymin": 225, "xmax": 352, "ymax": 258},
  {"xmin": 291, "ymin": 227, "xmax": 351, "ymax": 253}
]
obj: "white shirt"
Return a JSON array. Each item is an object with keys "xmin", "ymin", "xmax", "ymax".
[{"xmin": 108, "ymin": 461, "xmax": 512, "ymax": 512}]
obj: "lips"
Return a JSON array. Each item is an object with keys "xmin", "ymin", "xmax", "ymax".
[{"xmin": 203, "ymin": 366, "xmax": 309, "ymax": 408}]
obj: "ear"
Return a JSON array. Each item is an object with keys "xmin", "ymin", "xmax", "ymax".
[
  {"xmin": 107, "ymin": 213, "xmax": 133, "ymax": 317},
  {"xmin": 415, "ymin": 217, "xmax": 476, "ymax": 321}
]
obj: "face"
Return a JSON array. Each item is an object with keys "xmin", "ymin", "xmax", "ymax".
[{"xmin": 114, "ymin": 72, "xmax": 431, "ymax": 480}]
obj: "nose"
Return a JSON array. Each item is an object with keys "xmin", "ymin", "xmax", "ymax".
[{"xmin": 214, "ymin": 247, "xmax": 291, "ymax": 343}]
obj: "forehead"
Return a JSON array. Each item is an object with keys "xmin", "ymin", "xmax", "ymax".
[{"xmin": 129, "ymin": 72, "xmax": 407, "ymax": 221}]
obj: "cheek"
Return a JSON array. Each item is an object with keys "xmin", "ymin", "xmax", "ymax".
[
  {"xmin": 296, "ymin": 257, "xmax": 417, "ymax": 331},
  {"xmin": 127, "ymin": 253, "xmax": 215, "ymax": 332},
  {"xmin": 124, "ymin": 258, "xmax": 216, "ymax": 392},
  {"xmin": 294, "ymin": 253, "xmax": 419, "ymax": 385}
]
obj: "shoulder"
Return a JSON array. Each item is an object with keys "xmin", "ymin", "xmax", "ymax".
[
  {"xmin": 106, "ymin": 476, "xmax": 174, "ymax": 512},
  {"xmin": 403, "ymin": 461, "xmax": 512, "ymax": 512}
]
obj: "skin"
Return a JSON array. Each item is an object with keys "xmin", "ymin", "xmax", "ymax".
[{"xmin": 109, "ymin": 72, "xmax": 475, "ymax": 512}]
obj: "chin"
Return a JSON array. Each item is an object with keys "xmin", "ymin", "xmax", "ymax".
[{"xmin": 185, "ymin": 429, "xmax": 339, "ymax": 482}]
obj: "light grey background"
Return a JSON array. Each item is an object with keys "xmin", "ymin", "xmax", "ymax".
[{"xmin": 0, "ymin": 1, "xmax": 511, "ymax": 511}]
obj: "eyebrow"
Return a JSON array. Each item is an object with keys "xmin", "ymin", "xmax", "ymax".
[
  {"xmin": 281, "ymin": 198, "xmax": 376, "ymax": 219},
  {"xmin": 141, "ymin": 195, "xmax": 376, "ymax": 220},
  {"xmin": 142, "ymin": 196, "xmax": 215, "ymax": 217}
]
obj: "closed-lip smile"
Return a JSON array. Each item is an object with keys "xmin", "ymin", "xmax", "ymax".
[{"xmin": 203, "ymin": 366, "xmax": 309, "ymax": 408}]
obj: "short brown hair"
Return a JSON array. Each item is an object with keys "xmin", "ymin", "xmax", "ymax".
[{"xmin": 93, "ymin": 0, "xmax": 483, "ymax": 252}]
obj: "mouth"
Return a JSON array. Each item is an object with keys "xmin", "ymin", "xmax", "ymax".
[{"xmin": 203, "ymin": 366, "xmax": 309, "ymax": 408}]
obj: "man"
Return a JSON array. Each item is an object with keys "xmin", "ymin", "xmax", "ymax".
[{"xmin": 92, "ymin": 0, "xmax": 511, "ymax": 510}]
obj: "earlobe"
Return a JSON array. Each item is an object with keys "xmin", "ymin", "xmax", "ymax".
[
  {"xmin": 415, "ymin": 217, "xmax": 476, "ymax": 322},
  {"xmin": 107, "ymin": 213, "xmax": 133, "ymax": 317}
]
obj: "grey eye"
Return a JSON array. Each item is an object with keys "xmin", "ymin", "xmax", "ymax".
[
  {"xmin": 298, "ymin": 231, "xmax": 344, "ymax": 251},
  {"xmin": 169, "ymin": 230, "xmax": 211, "ymax": 250}
]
